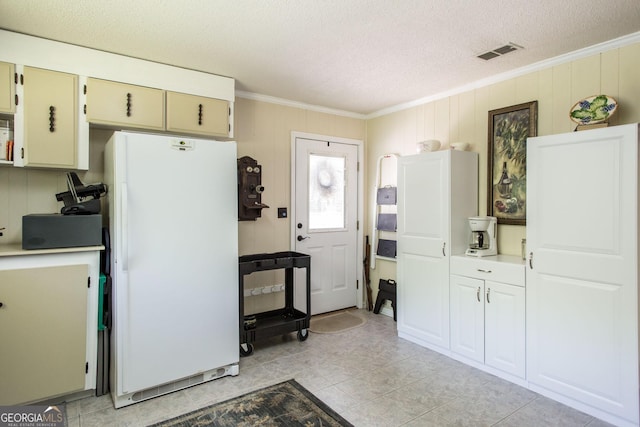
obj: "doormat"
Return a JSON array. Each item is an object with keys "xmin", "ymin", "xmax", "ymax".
[
  {"xmin": 148, "ymin": 379, "xmax": 352, "ymax": 427},
  {"xmin": 309, "ymin": 310, "xmax": 366, "ymax": 334}
]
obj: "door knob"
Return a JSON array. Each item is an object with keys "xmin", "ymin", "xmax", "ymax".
[{"xmin": 297, "ymin": 235, "xmax": 310, "ymax": 241}]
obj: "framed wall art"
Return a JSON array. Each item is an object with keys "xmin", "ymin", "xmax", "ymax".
[{"xmin": 487, "ymin": 101, "xmax": 537, "ymax": 225}]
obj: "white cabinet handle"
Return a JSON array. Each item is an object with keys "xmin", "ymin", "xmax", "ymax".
[
  {"xmin": 442, "ymin": 242, "xmax": 446, "ymax": 256},
  {"xmin": 529, "ymin": 252, "xmax": 534, "ymax": 269},
  {"xmin": 476, "ymin": 269, "xmax": 492, "ymax": 273},
  {"xmin": 477, "ymin": 287, "xmax": 481, "ymax": 302},
  {"xmin": 486, "ymin": 288, "xmax": 491, "ymax": 304}
]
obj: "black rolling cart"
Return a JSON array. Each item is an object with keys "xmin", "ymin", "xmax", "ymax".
[{"xmin": 238, "ymin": 251, "xmax": 311, "ymax": 356}]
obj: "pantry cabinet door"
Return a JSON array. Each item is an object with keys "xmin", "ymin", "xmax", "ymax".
[
  {"xmin": 397, "ymin": 153, "xmax": 451, "ymax": 350},
  {"xmin": 526, "ymin": 124, "xmax": 639, "ymax": 424},
  {"xmin": 86, "ymin": 78, "xmax": 165, "ymax": 131},
  {"xmin": 23, "ymin": 66, "xmax": 77, "ymax": 168},
  {"xmin": 166, "ymin": 91, "xmax": 229, "ymax": 137}
]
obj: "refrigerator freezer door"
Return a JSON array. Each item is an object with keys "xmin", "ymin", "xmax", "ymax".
[{"xmin": 110, "ymin": 132, "xmax": 238, "ymax": 395}]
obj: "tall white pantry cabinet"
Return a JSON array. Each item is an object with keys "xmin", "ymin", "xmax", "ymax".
[
  {"xmin": 397, "ymin": 150, "xmax": 478, "ymax": 350},
  {"xmin": 526, "ymin": 123, "xmax": 639, "ymax": 427}
]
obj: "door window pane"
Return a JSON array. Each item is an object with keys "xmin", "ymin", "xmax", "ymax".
[{"xmin": 309, "ymin": 154, "xmax": 345, "ymax": 230}]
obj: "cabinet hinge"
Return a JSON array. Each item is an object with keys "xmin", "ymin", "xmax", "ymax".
[
  {"xmin": 20, "ymin": 74, "xmax": 24, "ymax": 85},
  {"xmin": 83, "ymin": 84, "xmax": 87, "ymax": 95},
  {"xmin": 84, "ymin": 104, "xmax": 87, "ymax": 115},
  {"xmin": 357, "ymin": 220, "xmax": 359, "ymax": 230},
  {"xmin": 88, "ymin": 277, "xmax": 91, "ymax": 288},
  {"xmin": 85, "ymin": 362, "xmax": 89, "ymax": 374},
  {"xmin": 20, "ymin": 148, "xmax": 24, "ymax": 159},
  {"xmin": 356, "ymin": 279, "xmax": 359, "ymax": 290},
  {"xmin": 14, "ymin": 72, "xmax": 17, "ymax": 84},
  {"xmin": 228, "ymin": 107, "xmax": 231, "ymax": 116},
  {"xmin": 14, "ymin": 94, "xmax": 18, "ymax": 106}
]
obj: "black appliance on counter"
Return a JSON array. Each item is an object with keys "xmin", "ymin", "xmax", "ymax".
[{"xmin": 22, "ymin": 172, "xmax": 107, "ymax": 250}]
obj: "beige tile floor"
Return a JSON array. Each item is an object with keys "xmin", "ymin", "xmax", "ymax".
[{"xmin": 66, "ymin": 309, "xmax": 616, "ymax": 426}]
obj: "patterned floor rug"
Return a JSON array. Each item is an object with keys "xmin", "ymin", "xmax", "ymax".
[{"xmin": 149, "ymin": 379, "xmax": 353, "ymax": 427}]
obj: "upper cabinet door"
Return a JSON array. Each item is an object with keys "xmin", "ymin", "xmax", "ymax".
[
  {"xmin": 166, "ymin": 91, "xmax": 229, "ymax": 137},
  {"xmin": 86, "ymin": 78, "xmax": 165, "ymax": 131},
  {"xmin": 0, "ymin": 61, "xmax": 15, "ymax": 114},
  {"xmin": 22, "ymin": 66, "xmax": 77, "ymax": 168}
]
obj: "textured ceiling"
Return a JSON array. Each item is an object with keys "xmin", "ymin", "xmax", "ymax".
[{"xmin": 1, "ymin": 0, "xmax": 640, "ymax": 115}]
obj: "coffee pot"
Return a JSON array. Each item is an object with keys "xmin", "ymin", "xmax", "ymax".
[{"xmin": 465, "ymin": 216, "xmax": 497, "ymax": 257}]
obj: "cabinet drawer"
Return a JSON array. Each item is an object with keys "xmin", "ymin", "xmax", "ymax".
[{"xmin": 451, "ymin": 255, "xmax": 525, "ymax": 287}]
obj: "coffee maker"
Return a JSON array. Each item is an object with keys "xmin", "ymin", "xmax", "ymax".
[{"xmin": 465, "ymin": 216, "xmax": 497, "ymax": 257}]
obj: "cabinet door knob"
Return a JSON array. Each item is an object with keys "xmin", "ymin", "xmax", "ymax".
[
  {"xmin": 49, "ymin": 105, "xmax": 56, "ymax": 132},
  {"xmin": 126, "ymin": 93, "xmax": 132, "ymax": 117}
]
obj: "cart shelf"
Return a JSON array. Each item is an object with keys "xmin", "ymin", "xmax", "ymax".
[{"xmin": 239, "ymin": 251, "xmax": 311, "ymax": 356}]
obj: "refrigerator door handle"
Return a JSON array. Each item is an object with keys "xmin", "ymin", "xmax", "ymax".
[{"xmin": 121, "ymin": 183, "xmax": 129, "ymax": 272}]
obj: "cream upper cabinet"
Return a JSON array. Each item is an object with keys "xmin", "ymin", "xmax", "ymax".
[
  {"xmin": 22, "ymin": 66, "xmax": 78, "ymax": 168},
  {"xmin": 86, "ymin": 78, "xmax": 165, "ymax": 131},
  {"xmin": 0, "ymin": 264, "xmax": 88, "ymax": 405},
  {"xmin": 0, "ymin": 61, "xmax": 15, "ymax": 114},
  {"xmin": 166, "ymin": 91, "xmax": 229, "ymax": 137}
]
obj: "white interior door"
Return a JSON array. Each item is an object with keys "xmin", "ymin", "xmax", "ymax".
[{"xmin": 294, "ymin": 137, "xmax": 358, "ymax": 315}]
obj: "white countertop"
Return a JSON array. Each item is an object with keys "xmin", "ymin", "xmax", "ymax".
[{"xmin": 0, "ymin": 244, "xmax": 105, "ymax": 257}]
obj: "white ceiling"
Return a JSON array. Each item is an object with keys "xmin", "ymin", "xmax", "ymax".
[{"xmin": 1, "ymin": 1, "xmax": 640, "ymax": 116}]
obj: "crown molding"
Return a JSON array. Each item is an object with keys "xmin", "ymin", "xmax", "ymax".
[
  {"xmin": 235, "ymin": 31, "xmax": 640, "ymax": 121},
  {"xmin": 235, "ymin": 91, "xmax": 367, "ymax": 120},
  {"xmin": 366, "ymin": 31, "xmax": 640, "ymax": 119}
]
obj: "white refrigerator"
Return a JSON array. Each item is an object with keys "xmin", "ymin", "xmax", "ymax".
[{"xmin": 104, "ymin": 131, "xmax": 239, "ymax": 408}]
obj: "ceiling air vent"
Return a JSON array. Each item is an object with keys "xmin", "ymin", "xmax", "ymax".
[{"xmin": 478, "ymin": 43, "xmax": 522, "ymax": 60}]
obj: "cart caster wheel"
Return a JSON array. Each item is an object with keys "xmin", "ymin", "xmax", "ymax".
[
  {"xmin": 297, "ymin": 329, "xmax": 309, "ymax": 341},
  {"xmin": 240, "ymin": 343, "xmax": 253, "ymax": 356}
]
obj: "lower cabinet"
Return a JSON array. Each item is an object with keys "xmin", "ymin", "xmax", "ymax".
[
  {"xmin": 450, "ymin": 255, "xmax": 525, "ymax": 381},
  {"xmin": 0, "ymin": 247, "xmax": 100, "ymax": 405}
]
